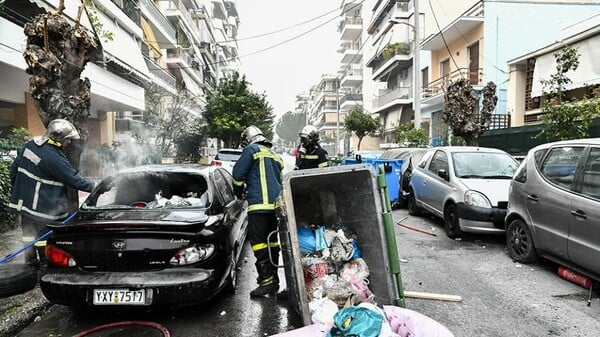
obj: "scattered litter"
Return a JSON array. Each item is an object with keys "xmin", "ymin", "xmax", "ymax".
[
  {"xmin": 34, "ymin": 316, "xmax": 41, "ymax": 322},
  {"xmin": 481, "ymin": 245, "xmax": 486, "ymax": 249},
  {"xmin": 454, "ymin": 238, "xmax": 462, "ymax": 241},
  {"xmin": 515, "ymin": 264, "xmax": 522, "ymax": 268},
  {"xmin": 399, "ymin": 258, "xmax": 409, "ymax": 263},
  {"xmin": 220, "ymin": 311, "xmax": 226, "ymax": 316}
]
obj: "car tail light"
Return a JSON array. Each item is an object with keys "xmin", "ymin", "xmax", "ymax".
[
  {"xmin": 45, "ymin": 244, "xmax": 77, "ymax": 267},
  {"xmin": 169, "ymin": 244, "xmax": 215, "ymax": 266},
  {"xmin": 211, "ymin": 160, "xmax": 222, "ymax": 167}
]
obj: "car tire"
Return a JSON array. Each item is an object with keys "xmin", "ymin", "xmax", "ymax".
[
  {"xmin": 224, "ymin": 253, "xmax": 238, "ymax": 294},
  {"xmin": 407, "ymin": 189, "xmax": 421, "ymax": 216},
  {"xmin": 0, "ymin": 263, "xmax": 38, "ymax": 298},
  {"xmin": 444, "ymin": 203, "xmax": 463, "ymax": 239},
  {"xmin": 506, "ymin": 219, "xmax": 538, "ymax": 263}
]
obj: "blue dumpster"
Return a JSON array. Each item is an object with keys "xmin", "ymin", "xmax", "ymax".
[{"xmin": 342, "ymin": 157, "xmax": 405, "ymax": 205}]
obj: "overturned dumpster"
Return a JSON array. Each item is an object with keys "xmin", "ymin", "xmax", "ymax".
[{"xmin": 276, "ymin": 164, "xmax": 404, "ymax": 326}]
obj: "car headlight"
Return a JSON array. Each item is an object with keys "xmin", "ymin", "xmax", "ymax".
[
  {"xmin": 464, "ymin": 190, "xmax": 491, "ymax": 208},
  {"xmin": 169, "ymin": 244, "xmax": 216, "ymax": 266}
]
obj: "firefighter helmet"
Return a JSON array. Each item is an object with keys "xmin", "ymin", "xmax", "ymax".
[
  {"xmin": 299, "ymin": 125, "xmax": 319, "ymax": 144},
  {"xmin": 241, "ymin": 125, "xmax": 270, "ymax": 148}
]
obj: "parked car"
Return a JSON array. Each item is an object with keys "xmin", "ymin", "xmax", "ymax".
[
  {"xmin": 505, "ymin": 138, "xmax": 600, "ymax": 280},
  {"xmin": 408, "ymin": 146, "xmax": 519, "ymax": 238},
  {"xmin": 39, "ymin": 165, "xmax": 248, "ymax": 308},
  {"xmin": 380, "ymin": 148, "xmax": 429, "ymax": 208},
  {"xmin": 211, "ymin": 148, "xmax": 243, "ymax": 173}
]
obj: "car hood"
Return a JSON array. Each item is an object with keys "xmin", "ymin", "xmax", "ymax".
[{"xmin": 458, "ymin": 178, "xmax": 511, "ymax": 204}]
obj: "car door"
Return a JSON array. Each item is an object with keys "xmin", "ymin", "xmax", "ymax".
[
  {"xmin": 528, "ymin": 146, "xmax": 585, "ymax": 258},
  {"xmin": 567, "ymin": 146, "xmax": 600, "ymax": 275},
  {"xmin": 422, "ymin": 150, "xmax": 451, "ymax": 216},
  {"xmin": 410, "ymin": 150, "xmax": 434, "ymax": 208}
]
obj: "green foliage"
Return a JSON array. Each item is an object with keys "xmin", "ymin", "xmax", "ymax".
[
  {"xmin": 174, "ymin": 123, "xmax": 207, "ymax": 163},
  {"xmin": 0, "ymin": 128, "xmax": 32, "ymax": 153},
  {"xmin": 394, "ymin": 123, "xmax": 429, "ymax": 147},
  {"xmin": 84, "ymin": 0, "xmax": 114, "ymax": 42},
  {"xmin": 275, "ymin": 111, "xmax": 306, "ymax": 146},
  {"xmin": 382, "ymin": 42, "xmax": 411, "ymax": 60},
  {"xmin": 0, "ymin": 160, "xmax": 16, "ymax": 232},
  {"xmin": 537, "ymin": 46, "xmax": 599, "ymax": 141},
  {"xmin": 204, "ymin": 72, "xmax": 275, "ymax": 147},
  {"xmin": 344, "ymin": 106, "xmax": 381, "ymax": 151}
]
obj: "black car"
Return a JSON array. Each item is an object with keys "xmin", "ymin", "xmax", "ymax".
[
  {"xmin": 39, "ymin": 165, "xmax": 248, "ymax": 308},
  {"xmin": 380, "ymin": 148, "xmax": 429, "ymax": 208}
]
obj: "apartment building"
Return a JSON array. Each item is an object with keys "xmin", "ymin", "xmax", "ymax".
[
  {"xmin": 306, "ymin": 74, "xmax": 342, "ymax": 155},
  {"xmin": 0, "ymin": 0, "xmax": 240, "ymax": 170}
]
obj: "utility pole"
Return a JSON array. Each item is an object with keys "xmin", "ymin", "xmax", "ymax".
[
  {"xmin": 413, "ymin": 0, "xmax": 421, "ymax": 128},
  {"xmin": 335, "ymin": 77, "xmax": 340, "ymax": 156}
]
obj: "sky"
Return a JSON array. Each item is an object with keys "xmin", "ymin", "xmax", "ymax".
[{"xmin": 235, "ymin": 1, "xmax": 341, "ymax": 118}]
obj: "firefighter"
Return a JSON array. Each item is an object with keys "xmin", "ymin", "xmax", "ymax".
[
  {"xmin": 295, "ymin": 125, "xmax": 329, "ymax": 170},
  {"xmin": 9, "ymin": 119, "xmax": 97, "ymax": 269},
  {"xmin": 232, "ymin": 125, "xmax": 284, "ymax": 298}
]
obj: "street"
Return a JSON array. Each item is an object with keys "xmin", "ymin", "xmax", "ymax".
[{"xmin": 14, "ymin": 203, "xmax": 600, "ymax": 337}]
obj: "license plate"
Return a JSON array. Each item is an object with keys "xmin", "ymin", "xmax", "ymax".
[{"xmin": 93, "ymin": 289, "xmax": 147, "ymax": 305}]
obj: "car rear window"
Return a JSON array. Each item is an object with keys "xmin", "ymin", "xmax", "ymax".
[
  {"xmin": 84, "ymin": 172, "xmax": 210, "ymax": 209},
  {"xmin": 215, "ymin": 150, "xmax": 242, "ymax": 161}
]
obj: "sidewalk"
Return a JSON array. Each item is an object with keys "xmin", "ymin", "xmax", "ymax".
[{"xmin": 0, "ymin": 227, "xmax": 50, "ymax": 337}]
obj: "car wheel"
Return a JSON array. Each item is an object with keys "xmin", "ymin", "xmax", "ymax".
[
  {"xmin": 444, "ymin": 203, "xmax": 463, "ymax": 239},
  {"xmin": 0, "ymin": 263, "xmax": 37, "ymax": 298},
  {"xmin": 224, "ymin": 253, "xmax": 238, "ymax": 294},
  {"xmin": 506, "ymin": 219, "xmax": 538, "ymax": 263},
  {"xmin": 407, "ymin": 189, "xmax": 421, "ymax": 216}
]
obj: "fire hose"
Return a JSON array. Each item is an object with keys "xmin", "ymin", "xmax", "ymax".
[
  {"xmin": 0, "ymin": 212, "xmax": 78, "ymax": 265},
  {"xmin": 73, "ymin": 321, "xmax": 170, "ymax": 337}
]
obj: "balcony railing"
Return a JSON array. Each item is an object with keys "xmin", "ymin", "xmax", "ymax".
[
  {"xmin": 422, "ymin": 68, "xmax": 483, "ymax": 98},
  {"xmin": 339, "ymin": 16, "xmax": 363, "ymax": 31},
  {"xmin": 114, "ymin": 0, "xmax": 141, "ymax": 24},
  {"xmin": 166, "ymin": 47, "xmax": 192, "ymax": 66},
  {"xmin": 367, "ymin": 42, "xmax": 412, "ymax": 72},
  {"xmin": 373, "ymin": 86, "xmax": 411, "ymax": 108},
  {"xmin": 144, "ymin": 57, "xmax": 176, "ymax": 88},
  {"xmin": 340, "ymin": 93, "xmax": 363, "ymax": 105},
  {"xmin": 139, "ymin": 0, "xmax": 176, "ymax": 40}
]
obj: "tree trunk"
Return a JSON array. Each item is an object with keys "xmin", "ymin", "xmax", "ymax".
[
  {"xmin": 357, "ymin": 137, "xmax": 363, "ymax": 151},
  {"xmin": 23, "ymin": 4, "xmax": 98, "ymax": 211}
]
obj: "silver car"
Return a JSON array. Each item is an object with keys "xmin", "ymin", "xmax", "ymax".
[
  {"xmin": 408, "ymin": 146, "xmax": 518, "ymax": 238},
  {"xmin": 505, "ymin": 138, "xmax": 600, "ymax": 280}
]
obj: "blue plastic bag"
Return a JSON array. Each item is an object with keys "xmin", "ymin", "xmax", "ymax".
[
  {"xmin": 298, "ymin": 227, "xmax": 316, "ymax": 255},
  {"xmin": 327, "ymin": 305, "xmax": 383, "ymax": 337}
]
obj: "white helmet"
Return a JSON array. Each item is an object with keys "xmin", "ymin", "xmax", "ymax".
[
  {"xmin": 35, "ymin": 119, "xmax": 80, "ymax": 146},
  {"xmin": 299, "ymin": 125, "xmax": 319, "ymax": 144},
  {"xmin": 240, "ymin": 125, "xmax": 270, "ymax": 147}
]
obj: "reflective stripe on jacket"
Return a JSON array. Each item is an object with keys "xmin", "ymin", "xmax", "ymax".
[
  {"xmin": 9, "ymin": 140, "xmax": 95, "ymax": 221},
  {"xmin": 295, "ymin": 145, "xmax": 329, "ymax": 170},
  {"xmin": 232, "ymin": 143, "xmax": 283, "ymax": 213}
]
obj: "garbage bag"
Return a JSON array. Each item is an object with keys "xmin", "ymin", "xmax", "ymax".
[
  {"xmin": 298, "ymin": 226, "xmax": 316, "ymax": 256},
  {"xmin": 383, "ymin": 305, "xmax": 454, "ymax": 337},
  {"xmin": 327, "ymin": 305, "xmax": 384, "ymax": 337}
]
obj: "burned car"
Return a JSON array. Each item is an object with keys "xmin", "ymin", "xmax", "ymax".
[{"xmin": 39, "ymin": 165, "xmax": 248, "ymax": 308}]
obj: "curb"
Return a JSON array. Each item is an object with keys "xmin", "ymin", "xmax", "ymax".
[{"xmin": 0, "ymin": 286, "xmax": 51, "ymax": 337}]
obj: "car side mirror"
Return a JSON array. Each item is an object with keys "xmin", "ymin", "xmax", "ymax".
[{"xmin": 438, "ymin": 169, "xmax": 449, "ymax": 181}]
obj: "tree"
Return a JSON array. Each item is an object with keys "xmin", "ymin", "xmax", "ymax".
[
  {"xmin": 344, "ymin": 106, "xmax": 381, "ymax": 151},
  {"xmin": 204, "ymin": 72, "xmax": 274, "ymax": 147},
  {"xmin": 23, "ymin": 0, "xmax": 97, "ymax": 209},
  {"xmin": 174, "ymin": 123, "xmax": 206, "ymax": 163},
  {"xmin": 442, "ymin": 79, "xmax": 498, "ymax": 146},
  {"xmin": 394, "ymin": 123, "xmax": 428, "ymax": 147},
  {"xmin": 275, "ymin": 111, "xmax": 306, "ymax": 146},
  {"xmin": 142, "ymin": 83, "xmax": 202, "ymax": 157},
  {"xmin": 537, "ymin": 46, "xmax": 600, "ymax": 141}
]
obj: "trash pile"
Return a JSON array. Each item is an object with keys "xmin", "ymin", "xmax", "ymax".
[
  {"xmin": 296, "ymin": 224, "xmax": 455, "ymax": 337},
  {"xmin": 146, "ymin": 191, "xmax": 208, "ymax": 208}
]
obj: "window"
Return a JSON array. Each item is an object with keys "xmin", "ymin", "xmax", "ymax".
[
  {"xmin": 540, "ymin": 147, "xmax": 584, "ymax": 189},
  {"xmin": 214, "ymin": 169, "xmax": 235, "ymax": 205},
  {"xmin": 581, "ymin": 148, "xmax": 600, "ymax": 200},
  {"xmin": 418, "ymin": 150, "xmax": 433, "ymax": 169},
  {"xmin": 513, "ymin": 162, "xmax": 527, "ymax": 183},
  {"xmin": 428, "ymin": 151, "xmax": 449, "ymax": 175}
]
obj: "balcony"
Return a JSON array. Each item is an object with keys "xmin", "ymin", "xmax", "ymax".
[
  {"xmin": 422, "ymin": 68, "xmax": 484, "ymax": 100},
  {"xmin": 340, "ymin": 68, "xmax": 362, "ymax": 87},
  {"xmin": 340, "ymin": 42, "xmax": 362, "ymax": 64},
  {"xmin": 366, "ymin": 42, "xmax": 412, "ymax": 80},
  {"xmin": 372, "ymin": 87, "xmax": 411, "ymax": 111},
  {"xmin": 340, "ymin": 93, "xmax": 363, "ymax": 110},
  {"xmin": 339, "ymin": 16, "xmax": 363, "ymax": 40},
  {"xmin": 144, "ymin": 57, "xmax": 177, "ymax": 91},
  {"xmin": 160, "ymin": 0, "xmax": 201, "ymax": 42},
  {"xmin": 139, "ymin": 0, "xmax": 176, "ymax": 47},
  {"xmin": 368, "ymin": 0, "xmax": 412, "ymax": 34}
]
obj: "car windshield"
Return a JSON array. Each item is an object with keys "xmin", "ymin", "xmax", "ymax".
[
  {"xmin": 452, "ymin": 152, "xmax": 518, "ymax": 178},
  {"xmin": 82, "ymin": 172, "xmax": 210, "ymax": 210},
  {"xmin": 216, "ymin": 150, "xmax": 242, "ymax": 161}
]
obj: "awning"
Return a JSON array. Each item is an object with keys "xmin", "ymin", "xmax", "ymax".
[
  {"xmin": 531, "ymin": 35, "xmax": 600, "ymax": 97},
  {"xmin": 95, "ymin": 10, "xmax": 151, "ymax": 79},
  {"xmin": 180, "ymin": 70, "xmax": 204, "ymax": 97},
  {"xmin": 140, "ymin": 18, "xmax": 163, "ymax": 59}
]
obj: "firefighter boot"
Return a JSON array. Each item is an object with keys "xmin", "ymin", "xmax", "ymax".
[{"xmin": 250, "ymin": 260, "xmax": 279, "ymax": 298}]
